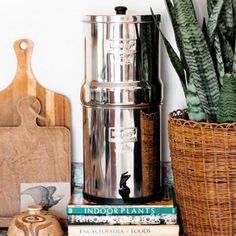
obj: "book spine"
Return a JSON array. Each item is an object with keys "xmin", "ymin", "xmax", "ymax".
[
  {"xmin": 68, "ymin": 225, "xmax": 179, "ymax": 236},
  {"xmin": 67, "ymin": 213, "xmax": 177, "ymax": 225},
  {"xmin": 67, "ymin": 206, "xmax": 177, "ymax": 215}
]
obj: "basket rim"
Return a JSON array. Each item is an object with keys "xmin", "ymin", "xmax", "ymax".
[{"xmin": 169, "ymin": 109, "xmax": 236, "ymax": 129}]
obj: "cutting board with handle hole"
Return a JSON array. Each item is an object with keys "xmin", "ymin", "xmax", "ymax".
[
  {"xmin": 0, "ymin": 96, "xmax": 71, "ymax": 226},
  {"xmin": 0, "ymin": 39, "xmax": 70, "ymax": 129}
]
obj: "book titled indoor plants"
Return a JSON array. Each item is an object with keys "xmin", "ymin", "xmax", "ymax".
[{"xmin": 153, "ymin": 0, "xmax": 236, "ymax": 235}]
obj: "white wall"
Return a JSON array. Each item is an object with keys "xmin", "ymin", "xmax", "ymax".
[{"xmin": 0, "ymin": 0, "xmax": 205, "ymax": 162}]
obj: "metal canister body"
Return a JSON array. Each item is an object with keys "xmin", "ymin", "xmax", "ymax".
[{"xmin": 81, "ymin": 11, "xmax": 162, "ymax": 203}]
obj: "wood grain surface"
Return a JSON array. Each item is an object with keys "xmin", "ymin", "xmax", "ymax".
[
  {"xmin": 0, "ymin": 39, "xmax": 70, "ymax": 128},
  {"xmin": 0, "ymin": 96, "xmax": 71, "ymax": 226}
]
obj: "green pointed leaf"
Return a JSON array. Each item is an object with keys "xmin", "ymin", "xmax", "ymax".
[
  {"xmin": 217, "ymin": 73, "xmax": 236, "ymax": 122},
  {"xmin": 207, "ymin": 0, "xmax": 224, "ymax": 46},
  {"xmin": 233, "ymin": 39, "xmax": 236, "ymax": 73},
  {"xmin": 151, "ymin": 9, "xmax": 187, "ymax": 91},
  {"xmin": 165, "ymin": 0, "xmax": 175, "ymax": 21},
  {"xmin": 233, "ymin": 0, "xmax": 236, "ymax": 16},
  {"xmin": 164, "ymin": 0, "xmax": 189, "ymax": 80},
  {"xmin": 173, "ymin": 0, "xmax": 197, "ymax": 21},
  {"xmin": 174, "ymin": 0, "xmax": 219, "ymax": 122},
  {"xmin": 220, "ymin": 0, "xmax": 234, "ymax": 41},
  {"xmin": 161, "ymin": 35, "xmax": 187, "ymax": 91},
  {"xmin": 207, "ymin": 0, "xmax": 218, "ymax": 15},
  {"xmin": 218, "ymin": 27, "xmax": 234, "ymax": 73},
  {"xmin": 214, "ymin": 33, "xmax": 225, "ymax": 86},
  {"xmin": 233, "ymin": 1, "xmax": 236, "ymax": 52},
  {"xmin": 185, "ymin": 80, "xmax": 206, "ymax": 121},
  {"xmin": 208, "ymin": 0, "xmax": 234, "ymax": 45}
]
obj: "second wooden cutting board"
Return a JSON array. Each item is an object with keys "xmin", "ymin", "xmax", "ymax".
[
  {"xmin": 0, "ymin": 39, "xmax": 70, "ymax": 129},
  {"xmin": 0, "ymin": 96, "xmax": 71, "ymax": 221}
]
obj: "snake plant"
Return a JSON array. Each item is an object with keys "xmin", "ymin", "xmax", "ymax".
[{"xmin": 153, "ymin": 0, "xmax": 236, "ymax": 122}]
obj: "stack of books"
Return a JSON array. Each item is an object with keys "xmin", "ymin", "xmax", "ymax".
[{"xmin": 67, "ymin": 189, "xmax": 179, "ymax": 236}]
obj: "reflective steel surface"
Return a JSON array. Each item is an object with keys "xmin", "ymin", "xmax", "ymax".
[{"xmin": 81, "ymin": 11, "xmax": 162, "ymax": 203}]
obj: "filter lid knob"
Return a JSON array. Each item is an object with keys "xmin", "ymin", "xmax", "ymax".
[{"xmin": 115, "ymin": 6, "xmax": 127, "ymax": 15}]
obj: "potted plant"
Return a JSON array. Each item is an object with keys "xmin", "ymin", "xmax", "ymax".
[{"xmin": 153, "ymin": 0, "xmax": 236, "ymax": 235}]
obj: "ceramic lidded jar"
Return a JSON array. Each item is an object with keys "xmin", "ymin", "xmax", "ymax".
[{"xmin": 7, "ymin": 205, "xmax": 64, "ymax": 236}]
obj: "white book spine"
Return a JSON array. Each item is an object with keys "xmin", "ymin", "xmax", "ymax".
[{"xmin": 68, "ymin": 225, "xmax": 179, "ymax": 236}]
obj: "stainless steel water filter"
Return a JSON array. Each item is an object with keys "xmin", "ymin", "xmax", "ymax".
[{"xmin": 81, "ymin": 7, "xmax": 162, "ymax": 204}]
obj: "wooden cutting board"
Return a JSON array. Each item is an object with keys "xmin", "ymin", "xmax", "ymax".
[
  {"xmin": 0, "ymin": 39, "xmax": 70, "ymax": 129},
  {"xmin": 0, "ymin": 96, "xmax": 71, "ymax": 226}
]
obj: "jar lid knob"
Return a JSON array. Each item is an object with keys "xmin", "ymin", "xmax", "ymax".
[
  {"xmin": 115, "ymin": 6, "xmax": 127, "ymax": 15},
  {"xmin": 27, "ymin": 204, "xmax": 43, "ymax": 214}
]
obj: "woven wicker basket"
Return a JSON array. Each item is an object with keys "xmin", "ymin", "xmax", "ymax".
[{"xmin": 169, "ymin": 110, "xmax": 236, "ymax": 236}]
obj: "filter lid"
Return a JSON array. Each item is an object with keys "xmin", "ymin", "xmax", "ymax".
[{"xmin": 82, "ymin": 6, "xmax": 161, "ymax": 23}]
